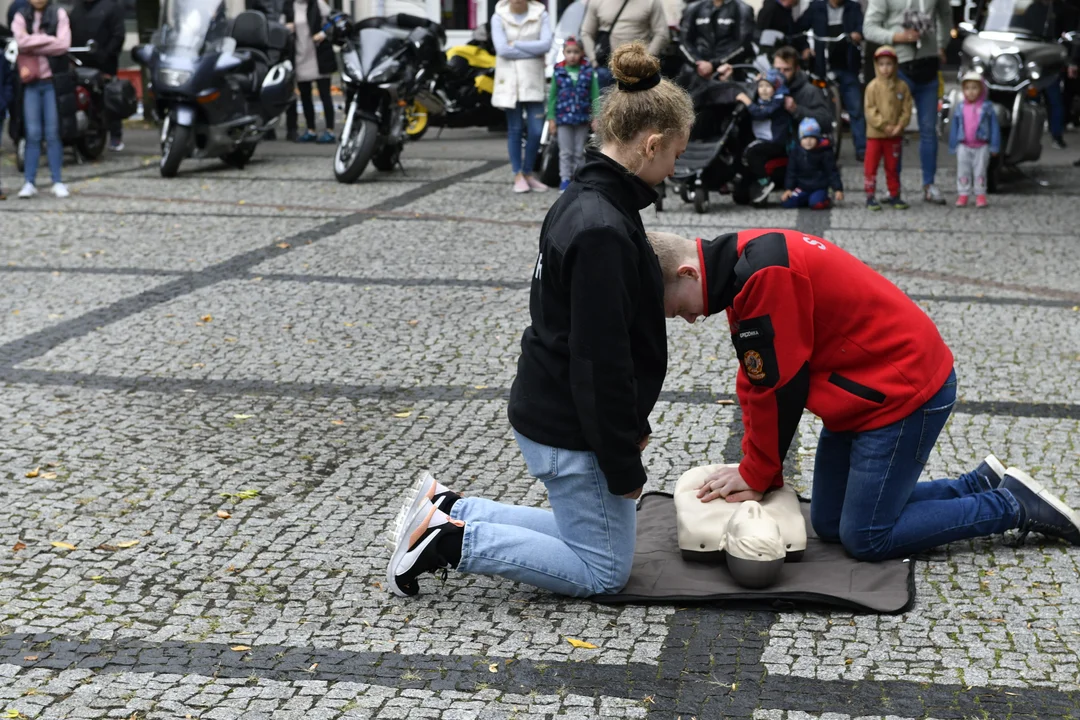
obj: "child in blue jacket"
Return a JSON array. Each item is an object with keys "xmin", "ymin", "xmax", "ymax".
[
  {"xmin": 948, "ymin": 70, "xmax": 1001, "ymax": 208},
  {"xmin": 0, "ymin": 26, "xmax": 15, "ymax": 200},
  {"xmin": 782, "ymin": 117, "xmax": 843, "ymax": 209}
]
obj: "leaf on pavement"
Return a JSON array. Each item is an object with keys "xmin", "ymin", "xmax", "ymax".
[
  {"xmin": 233, "ymin": 414, "xmax": 255, "ymax": 420},
  {"xmin": 276, "ymin": 242, "xmax": 291, "ymax": 249},
  {"xmin": 50, "ymin": 541, "xmax": 77, "ymax": 550},
  {"xmin": 392, "ymin": 412, "xmax": 412, "ymax": 418},
  {"xmin": 330, "ymin": 419, "xmax": 345, "ymax": 425},
  {"xmin": 230, "ymin": 645, "xmax": 252, "ymax": 652},
  {"xmin": 488, "ymin": 662, "xmax": 498, "ymax": 673},
  {"xmin": 201, "ymin": 315, "xmax": 213, "ymax": 323},
  {"xmin": 21, "ymin": 657, "xmax": 37, "ymax": 663},
  {"xmin": 407, "ymin": 319, "xmax": 419, "ymax": 326},
  {"xmin": 40, "ymin": 472, "xmax": 57, "ymax": 480},
  {"xmin": 12, "ymin": 542, "xmax": 26, "ymax": 553},
  {"xmin": 97, "ymin": 544, "xmax": 119, "ymax": 552},
  {"xmin": 25, "ymin": 467, "xmax": 39, "ymax": 478},
  {"xmin": 473, "ymin": 385, "xmax": 488, "ymax": 390},
  {"xmin": 116, "ymin": 540, "xmax": 139, "ymax": 549},
  {"xmin": 565, "ymin": 638, "xmax": 598, "ymax": 649},
  {"xmin": 216, "ymin": 509, "xmax": 232, "ymax": 519}
]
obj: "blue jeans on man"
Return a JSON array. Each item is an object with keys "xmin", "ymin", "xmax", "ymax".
[
  {"xmin": 898, "ymin": 70, "xmax": 939, "ymax": 187},
  {"xmin": 1044, "ymin": 79, "xmax": 1065, "ymax": 141},
  {"xmin": 810, "ymin": 369, "xmax": 1020, "ymax": 561},
  {"xmin": 833, "ymin": 68, "xmax": 866, "ymax": 157},
  {"xmin": 23, "ymin": 80, "xmax": 64, "ymax": 186},
  {"xmin": 450, "ymin": 430, "xmax": 637, "ymax": 597},
  {"xmin": 505, "ymin": 101, "xmax": 546, "ymax": 175}
]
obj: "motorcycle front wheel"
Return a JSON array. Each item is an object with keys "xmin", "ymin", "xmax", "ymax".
[
  {"xmin": 334, "ymin": 118, "xmax": 378, "ymax": 184},
  {"xmin": 160, "ymin": 119, "xmax": 192, "ymax": 178},
  {"xmin": 77, "ymin": 116, "xmax": 108, "ymax": 160},
  {"xmin": 405, "ymin": 100, "xmax": 429, "ymax": 141}
]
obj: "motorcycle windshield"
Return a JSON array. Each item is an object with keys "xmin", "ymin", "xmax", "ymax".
[
  {"xmin": 980, "ymin": 0, "xmax": 1057, "ymax": 40},
  {"xmin": 358, "ymin": 27, "xmax": 406, "ymax": 76},
  {"xmin": 156, "ymin": 0, "xmax": 231, "ymax": 57}
]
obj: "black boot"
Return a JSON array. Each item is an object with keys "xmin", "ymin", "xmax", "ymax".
[{"xmin": 1002, "ymin": 468, "xmax": 1080, "ymax": 545}]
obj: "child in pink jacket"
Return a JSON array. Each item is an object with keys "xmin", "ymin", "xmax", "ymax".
[{"xmin": 11, "ymin": 0, "xmax": 71, "ymax": 198}]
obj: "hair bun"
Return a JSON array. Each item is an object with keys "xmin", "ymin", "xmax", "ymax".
[{"xmin": 609, "ymin": 41, "xmax": 661, "ymax": 87}]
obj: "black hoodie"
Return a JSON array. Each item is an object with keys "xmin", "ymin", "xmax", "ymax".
[
  {"xmin": 508, "ymin": 149, "xmax": 667, "ymax": 496},
  {"xmin": 68, "ymin": 0, "xmax": 125, "ymax": 76}
]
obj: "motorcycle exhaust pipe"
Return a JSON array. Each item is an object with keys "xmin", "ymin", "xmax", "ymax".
[{"xmin": 414, "ymin": 89, "xmax": 445, "ymax": 116}]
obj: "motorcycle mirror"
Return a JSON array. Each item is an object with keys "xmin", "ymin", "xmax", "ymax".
[{"xmin": 131, "ymin": 44, "xmax": 153, "ymax": 65}]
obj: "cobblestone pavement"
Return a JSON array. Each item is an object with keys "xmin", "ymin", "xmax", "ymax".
[{"xmin": 1, "ymin": 128, "xmax": 1079, "ymax": 719}]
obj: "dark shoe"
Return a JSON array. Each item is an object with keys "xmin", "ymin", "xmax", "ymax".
[
  {"xmin": 297, "ymin": 130, "xmax": 317, "ymax": 143},
  {"xmin": 316, "ymin": 130, "xmax": 336, "ymax": 144},
  {"xmin": 286, "ymin": 129, "xmax": 298, "ymax": 142},
  {"xmin": 387, "ymin": 504, "xmax": 464, "ymax": 597},
  {"xmin": 974, "ymin": 454, "xmax": 1007, "ymax": 490},
  {"xmin": 1002, "ymin": 467, "xmax": 1080, "ymax": 545},
  {"xmin": 750, "ymin": 180, "xmax": 774, "ymax": 206},
  {"xmin": 855, "ymin": 151, "xmax": 865, "ymax": 163},
  {"xmin": 1051, "ymin": 136, "xmax": 1067, "ymax": 150},
  {"xmin": 884, "ymin": 196, "xmax": 909, "ymax": 210},
  {"xmin": 866, "ymin": 196, "xmax": 882, "ymax": 211}
]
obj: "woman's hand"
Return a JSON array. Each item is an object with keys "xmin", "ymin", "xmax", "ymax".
[
  {"xmin": 313, "ymin": 30, "xmax": 326, "ymax": 43},
  {"xmin": 893, "ymin": 28, "xmax": 919, "ymax": 44},
  {"xmin": 548, "ymin": 118, "xmax": 556, "ymax": 135},
  {"xmin": 781, "ymin": 189, "xmax": 793, "ymax": 201},
  {"xmin": 638, "ymin": 435, "xmax": 650, "ymax": 452},
  {"xmin": 696, "ymin": 59, "xmax": 714, "ymax": 78},
  {"xmin": 834, "ymin": 190, "xmax": 844, "ymax": 202},
  {"xmin": 285, "ymin": 22, "xmax": 295, "ymax": 32},
  {"xmin": 696, "ymin": 465, "xmax": 763, "ymax": 503}
]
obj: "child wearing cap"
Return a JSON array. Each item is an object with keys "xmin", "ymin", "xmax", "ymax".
[
  {"xmin": 781, "ymin": 117, "xmax": 844, "ymax": 209},
  {"xmin": 948, "ymin": 70, "xmax": 1001, "ymax": 208},
  {"xmin": 736, "ymin": 69, "xmax": 792, "ymax": 205},
  {"xmin": 547, "ymin": 36, "xmax": 601, "ymax": 193},
  {"xmin": 863, "ymin": 45, "xmax": 912, "ymax": 210}
]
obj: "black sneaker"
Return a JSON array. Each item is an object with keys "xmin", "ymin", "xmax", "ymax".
[
  {"xmin": 884, "ymin": 196, "xmax": 909, "ymax": 210},
  {"xmin": 1001, "ymin": 467, "xmax": 1080, "ymax": 545},
  {"xmin": 973, "ymin": 454, "xmax": 1007, "ymax": 490},
  {"xmin": 387, "ymin": 503, "xmax": 464, "ymax": 597},
  {"xmin": 866, "ymin": 196, "xmax": 882, "ymax": 211},
  {"xmin": 750, "ymin": 180, "xmax": 774, "ymax": 206}
]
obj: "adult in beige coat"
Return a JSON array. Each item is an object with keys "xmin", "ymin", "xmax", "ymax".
[{"xmin": 581, "ymin": 0, "xmax": 669, "ymax": 87}]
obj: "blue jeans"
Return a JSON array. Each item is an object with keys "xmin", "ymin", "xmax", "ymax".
[
  {"xmin": 834, "ymin": 68, "xmax": 866, "ymax": 155},
  {"xmin": 898, "ymin": 70, "xmax": 939, "ymax": 187},
  {"xmin": 810, "ymin": 369, "xmax": 1020, "ymax": 561},
  {"xmin": 450, "ymin": 430, "xmax": 637, "ymax": 597},
  {"xmin": 781, "ymin": 187, "xmax": 830, "ymax": 208},
  {"xmin": 1044, "ymin": 79, "xmax": 1064, "ymax": 139},
  {"xmin": 23, "ymin": 80, "xmax": 64, "ymax": 186},
  {"xmin": 505, "ymin": 101, "xmax": 545, "ymax": 175}
]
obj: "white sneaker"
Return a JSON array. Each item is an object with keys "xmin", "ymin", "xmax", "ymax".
[
  {"xmin": 17, "ymin": 182, "xmax": 37, "ymax": 199},
  {"xmin": 51, "ymin": 183, "xmax": 70, "ymax": 199}
]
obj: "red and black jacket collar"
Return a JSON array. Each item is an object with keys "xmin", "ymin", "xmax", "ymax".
[{"xmin": 698, "ymin": 233, "xmax": 740, "ymax": 317}]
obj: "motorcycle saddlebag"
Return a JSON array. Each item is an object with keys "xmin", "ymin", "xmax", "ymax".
[
  {"xmin": 105, "ymin": 79, "xmax": 139, "ymax": 120},
  {"xmin": 1007, "ymin": 102, "xmax": 1045, "ymax": 165},
  {"xmin": 259, "ymin": 62, "xmax": 297, "ymax": 118}
]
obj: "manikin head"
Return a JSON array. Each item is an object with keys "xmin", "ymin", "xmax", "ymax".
[
  {"xmin": 595, "ymin": 42, "xmax": 694, "ymax": 187},
  {"xmin": 719, "ymin": 501, "xmax": 787, "ymax": 588}
]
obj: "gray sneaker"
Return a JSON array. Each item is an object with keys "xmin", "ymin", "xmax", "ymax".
[{"xmin": 923, "ymin": 184, "xmax": 946, "ymax": 205}]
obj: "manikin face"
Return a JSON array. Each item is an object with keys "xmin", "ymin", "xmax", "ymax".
[
  {"xmin": 563, "ymin": 45, "xmax": 583, "ymax": 66},
  {"xmin": 800, "ymin": 135, "xmax": 818, "ymax": 150},
  {"xmin": 962, "ymin": 80, "xmax": 983, "ymax": 103},
  {"xmin": 757, "ymin": 80, "xmax": 775, "ymax": 102},
  {"xmin": 636, "ymin": 131, "xmax": 689, "ymax": 187},
  {"xmin": 876, "ymin": 57, "xmax": 897, "ymax": 79}
]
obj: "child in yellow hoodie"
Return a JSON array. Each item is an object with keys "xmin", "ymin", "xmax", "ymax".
[{"xmin": 863, "ymin": 46, "xmax": 912, "ymax": 210}]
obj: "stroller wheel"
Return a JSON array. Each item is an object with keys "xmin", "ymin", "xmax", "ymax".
[
  {"xmin": 679, "ymin": 185, "xmax": 691, "ymax": 203},
  {"xmin": 693, "ymin": 187, "xmax": 709, "ymax": 214}
]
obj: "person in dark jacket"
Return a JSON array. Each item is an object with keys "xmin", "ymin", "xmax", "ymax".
[
  {"xmin": 6, "ymin": 0, "xmax": 30, "ymax": 27},
  {"xmin": 756, "ymin": 0, "xmax": 807, "ymax": 53},
  {"xmin": 68, "ymin": 0, "xmax": 125, "ymax": 150},
  {"xmin": 0, "ymin": 23, "xmax": 15, "ymax": 199},
  {"xmin": 782, "ymin": 117, "xmax": 842, "ymax": 208},
  {"xmin": 796, "ymin": 0, "xmax": 865, "ymax": 159},
  {"xmin": 772, "ymin": 45, "xmax": 834, "ymax": 132},
  {"xmin": 284, "ymin": 0, "xmax": 336, "ymax": 143},
  {"xmin": 737, "ymin": 68, "xmax": 793, "ymax": 204},
  {"xmin": 387, "ymin": 42, "xmax": 695, "ymax": 599},
  {"xmin": 679, "ymin": 0, "xmax": 755, "ymax": 82},
  {"xmin": 649, "ymin": 228, "xmax": 1080, "ymax": 560}
]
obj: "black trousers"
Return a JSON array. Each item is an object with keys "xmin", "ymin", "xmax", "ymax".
[
  {"xmin": 742, "ymin": 140, "xmax": 787, "ymax": 180},
  {"xmin": 298, "ymin": 77, "xmax": 334, "ymax": 131}
]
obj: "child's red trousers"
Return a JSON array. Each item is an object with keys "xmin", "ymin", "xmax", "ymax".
[{"xmin": 864, "ymin": 137, "xmax": 902, "ymax": 198}]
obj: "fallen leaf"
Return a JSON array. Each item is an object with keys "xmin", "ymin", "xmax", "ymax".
[
  {"xmin": 330, "ymin": 419, "xmax": 345, "ymax": 425},
  {"xmin": 566, "ymin": 638, "xmax": 598, "ymax": 649},
  {"xmin": 201, "ymin": 315, "xmax": 213, "ymax": 323},
  {"xmin": 224, "ymin": 337, "xmax": 238, "ymax": 343},
  {"xmin": 308, "ymin": 663, "xmax": 319, "ymax": 671},
  {"xmin": 407, "ymin": 319, "xmax": 419, "ymax": 326},
  {"xmin": 343, "ymin": 322, "xmax": 355, "ymax": 327},
  {"xmin": 22, "ymin": 656, "xmax": 37, "ymax": 662},
  {"xmin": 25, "ymin": 467, "xmax": 39, "ymax": 478},
  {"xmin": 473, "ymin": 385, "xmax": 488, "ymax": 390},
  {"xmin": 97, "ymin": 544, "xmax": 119, "ymax": 552},
  {"xmin": 191, "ymin": 363, "xmax": 206, "ymax": 369},
  {"xmin": 12, "ymin": 542, "xmax": 26, "ymax": 553},
  {"xmin": 233, "ymin": 414, "xmax": 254, "ymax": 420},
  {"xmin": 216, "ymin": 509, "xmax": 232, "ymax": 519},
  {"xmin": 276, "ymin": 242, "xmax": 291, "ymax": 249},
  {"xmin": 115, "ymin": 540, "xmax": 139, "ymax": 549},
  {"xmin": 716, "ymin": 399, "xmax": 735, "ymax": 405},
  {"xmin": 392, "ymin": 412, "xmax": 412, "ymax": 418},
  {"xmin": 488, "ymin": 662, "xmax": 499, "ymax": 673},
  {"xmin": 50, "ymin": 541, "xmax": 77, "ymax": 550},
  {"xmin": 40, "ymin": 472, "xmax": 57, "ymax": 480},
  {"xmin": 230, "ymin": 645, "xmax": 251, "ymax": 652},
  {"xmin": 237, "ymin": 200, "xmax": 247, "ymax": 205}
]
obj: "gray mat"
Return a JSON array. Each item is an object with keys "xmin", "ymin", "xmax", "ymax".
[{"xmin": 595, "ymin": 493, "xmax": 916, "ymax": 614}]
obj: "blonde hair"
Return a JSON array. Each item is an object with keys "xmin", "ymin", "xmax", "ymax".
[
  {"xmin": 646, "ymin": 231, "xmax": 697, "ymax": 284},
  {"xmin": 594, "ymin": 42, "xmax": 695, "ymax": 153}
]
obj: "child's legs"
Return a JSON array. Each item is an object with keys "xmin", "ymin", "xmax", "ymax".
[
  {"xmin": 781, "ymin": 188, "xmax": 810, "ymax": 208},
  {"xmin": 570, "ymin": 123, "xmax": 589, "ymax": 175},
  {"xmin": 455, "ymin": 431, "xmax": 637, "ymax": 597},
  {"xmin": 316, "ymin": 77, "xmax": 334, "ymax": 130},
  {"xmin": 883, "ymin": 137, "xmax": 902, "ymax": 197},
  {"xmin": 556, "ymin": 124, "xmax": 575, "ymax": 181},
  {"xmin": 807, "ymin": 188, "xmax": 830, "ymax": 209},
  {"xmin": 743, "ymin": 140, "xmax": 786, "ymax": 180},
  {"xmin": 970, "ymin": 144, "xmax": 990, "ymax": 196},
  {"xmin": 863, "ymin": 138, "xmax": 883, "ymax": 195},
  {"xmin": 956, "ymin": 143, "xmax": 974, "ymax": 195},
  {"xmin": 298, "ymin": 81, "xmax": 316, "ymax": 130}
]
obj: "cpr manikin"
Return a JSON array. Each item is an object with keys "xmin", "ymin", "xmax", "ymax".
[{"xmin": 674, "ymin": 464, "xmax": 807, "ymax": 589}]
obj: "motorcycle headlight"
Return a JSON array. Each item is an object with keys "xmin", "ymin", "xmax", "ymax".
[
  {"xmin": 160, "ymin": 68, "xmax": 192, "ymax": 87},
  {"xmin": 991, "ymin": 53, "xmax": 1021, "ymax": 84},
  {"xmin": 341, "ymin": 49, "xmax": 362, "ymax": 83}
]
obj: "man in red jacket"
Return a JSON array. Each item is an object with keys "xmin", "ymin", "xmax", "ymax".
[{"xmin": 649, "ymin": 229, "xmax": 1080, "ymax": 560}]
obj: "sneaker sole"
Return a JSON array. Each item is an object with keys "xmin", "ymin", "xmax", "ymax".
[
  {"xmin": 386, "ymin": 504, "xmax": 440, "ymax": 597},
  {"xmin": 1006, "ymin": 467, "xmax": 1080, "ymax": 542},
  {"xmin": 387, "ymin": 472, "xmax": 438, "ymax": 551}
]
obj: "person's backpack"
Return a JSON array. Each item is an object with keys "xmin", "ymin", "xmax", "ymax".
[{"xmin": 104, "ymin": 78, "xmax": 138, "ymax": 119}]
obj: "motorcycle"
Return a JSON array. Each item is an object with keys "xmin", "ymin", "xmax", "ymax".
[
  {"xmin": 947, "ymin": 0, "xmax": 1067, "ymax": 190},
  {"xmin": 5, "ymin": 39, "xmax": 109, "ymax": 171},
  {"xmin": 331, "ymin": 12, "xmax": 443, "ymax": 183},
  {"xmin": 132, "ymin": 0, "xmax": 296, "ymax": 177}
]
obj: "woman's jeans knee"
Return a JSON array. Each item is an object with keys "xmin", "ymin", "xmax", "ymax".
[
  {"xmin": 810, "ymin": 369, "xmax": 1019, "ymax": 561},
  {"xmin": 505, "ymin": 101, "xmax": 545, "ymax": 175},
  {"xmin": 23, "ymin": 80, "xmax": 64, "ymax": 185},
  {"xmin": 451, "ymin": 431, "xmax": 637, "ymax": 597}
]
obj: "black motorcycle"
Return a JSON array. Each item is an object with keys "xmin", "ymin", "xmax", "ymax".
[
  {"xmin": 949, "ymin": 0, "xmax": 1067, "ymax": 190},
  {"xmin": 132, "ymin": 0, "xmax": 296, "ymax": 177},
  {"xmin": 5, "ymin": 39, "xmax": 109, "ymax": 171},
  {"xmin": 330, "ymin": 13, "xmax": 443, "ymax": 183}
]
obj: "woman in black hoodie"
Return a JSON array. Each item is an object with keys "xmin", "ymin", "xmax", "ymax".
[{"xmin": 388, "ymin": 41, "xmax": 694, "ymax": 599}]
